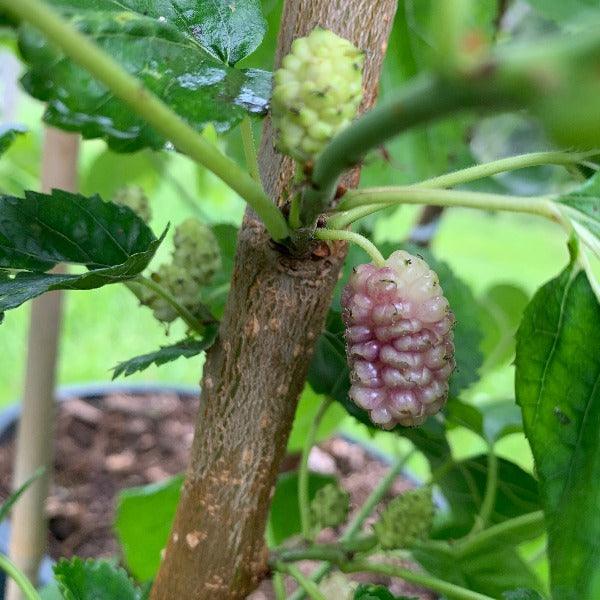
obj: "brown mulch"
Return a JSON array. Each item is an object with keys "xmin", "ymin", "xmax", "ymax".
[{"xmin": 0, "ymin": 391, "xmax": 434, "ymax": 599}]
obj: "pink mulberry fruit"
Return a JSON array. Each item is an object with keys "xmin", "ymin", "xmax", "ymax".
[{"xmin": 341, "ymin": 251, "xmax": 455, "ymax": 429}]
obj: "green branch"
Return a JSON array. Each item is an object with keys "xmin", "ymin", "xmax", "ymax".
[
  {"xmin": 333, "ymin": 187, "xmax": 560, "ymax": 223},
  {"xmin": 241, "ymin": 117, "xmax": 261, "ymax": 183},
  {"xmin": 274, "ymin": 562, "xmax": 328, "ymax": 600},
  {"xmin": 0, "ymin": 554, "xmax": 41, "ymax": 600},
  {"xmin": 341, "ymin": 560, "xmax": 495, "ymax": 600},
  {"xmin": 299, "ymin": 397, "xmax": 332, "ymax": 540},
  {"xmin": 455, "ymin": 510, "xmax": 545, "ymax": 558},
  {"xmin": 3, "ymin": 0, "xmax": 289, "ymax": 242},
  {"xmin": 314, "ymin": 229, "xmax": 385, "ymax": 266}
]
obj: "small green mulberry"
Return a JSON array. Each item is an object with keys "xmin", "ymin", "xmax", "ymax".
[
  {"xmin": 310, "ymin": 483, "xmax": 350, "ymax": 529},
  {"xmin": 113, "ymin": 185, "xmax": 152, "ymax": 223},
  {"xmin": 172, "ymin": 218, "xmax": 222, "ymax": 286},
  {"xmin": 146, "ymin": 263, "xmax": 200, "ymax": 324},
  {"xmin": 272, "ymin": 27, "xmax": 364, "ymax": 163},
  {"xmin": 373, "ymin": 486, "xmax": 434, "ymax": 550}
]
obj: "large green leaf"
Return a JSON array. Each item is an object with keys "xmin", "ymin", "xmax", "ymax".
[
  {"xmin": 115, "ymin": 474, "xmax": 184, "ymax": 582},
  {"xmin": 112, "ymin": 329, "xmax": 218, "ymax": 379},
  {"xmin": 0, "ymin": 190, "xmax": 164, "ymax": 320},
  {"xmin": 515, "ymin": 258, "xmax": 600, "ymax": 600},
  {"xmin": 413, "ymin": 539, "xmax": 542, "ymax": 599},
  {"xmin": 434, "ymin": 454, "xmax": 540, "ymax": 539},
  {"xmin": 18, "ymin": 0, "xmax": 270, "ymax": 152},
  {"xmin": 53, "ymin": 558, "xmax": 141, "ymax": 600}
]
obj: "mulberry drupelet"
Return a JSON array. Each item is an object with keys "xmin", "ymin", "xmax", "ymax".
[{"xmin": 341, "ymin": 250, "xmax": 455, "ymax": 429}]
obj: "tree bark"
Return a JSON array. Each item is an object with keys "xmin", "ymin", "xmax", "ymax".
[
  {"xmin": 7, "ymin": 128, "xmax": 79, "ymax": 600},
  {"xmin": 151, "ymin": 2, "xmax": 397, "ymax": 598}
]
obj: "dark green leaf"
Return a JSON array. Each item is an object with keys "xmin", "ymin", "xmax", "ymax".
[
  {"xmin": 413, "ymin": 540, "xmax": 542, "ymax": 599},
  {"xmin": 478, "ymin": 284, "xmax": 530, "ymax": 371},
  {"xmin": 54, "ymin": 557, "xmax": 141, "ymax": 600},
  {"xmin": 434, "ymin": 454, "xmax": 540, "ymax": 539},
  {"xmin": 0, "ymin": 466, "xmax": 43, "ymax": 522},
  {"xmin": 112, "ymin": 329, "xmax": 218, "ymax": 379},
  {"xmin": 203, "ymin": 223, "xmax": 237, "ymax": 318},
  {"xmin": 354, "ymin": 584, "xmax": 415, "ymax": 600},
  {"xmin": 18, "ymin": 1, "xmax": 270, "ymax": 152},
  {"xmin": 268, "ymin": 471, "xmax": 335, "ymax": 546},
  {"xmin": 115, "ymin": 474, "xmax": 184, "ymax": 582},
  {"xmin": 515, "ymin": 258, "xmax": 600, "ymax": 600},
  {"xmin": 191, "ymin": 0, "xmax": 266, "ymax": 65},
  {"xmin": 0, "ymin": 124, "xmax": 27, "ymax": 157},
  {"xmin": 502, "ymin": 590, "xmax": 546, "ymax": 600},
  {"xmin": 0, "ymin": 190, "xmax": 165, "ymax": 320}
]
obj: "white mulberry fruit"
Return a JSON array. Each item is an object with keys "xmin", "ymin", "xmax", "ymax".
[
  {"xmin": 341, "ymin": 251, "xmax": 455, "ymax": 429},
  {"xmin": 172, "ymin": 218, "xmax": 221, "ymax": 286},
  {"xmin": 113, "ymin": 185, "xmax": 152, "ymax": 223},
  {"xmin": 147, "ymin": 263, "xmax": 200, "ymax": 323},
  {"xmin": 272, "ymin": 27, "xmax": 364, "ymax": 163}
]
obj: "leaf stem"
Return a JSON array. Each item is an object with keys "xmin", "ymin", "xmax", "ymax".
[
  {"xmin": 0, "ymin": 554, "xmax": 40, "ymax": 600},
  {"xmin": 334, "ymin": 187, "xmax": 559, "ymax": 223},
  {"xmin": 131, "ymin": 276, "xmax": 207, "ymax": 334},
  {"xmin": 241, "ymin": 117, "xmax": 261, "ymax": 183},
  {"xmin": 288, "ymin": 449, "xmax": 416, "ymax": 600},
  {"xmin": 341, "ymin": 559, "xmax": 495, "ymax": 600},
  {"xmin": 3, "ymin": 0, "xmax": 289, "ymax": 241},
  {"xmin": 274, "ymin": 562, "xmax": 328, "ymax": 600},
  {"xmin": 314, "ymin": 229, "xmax": 385, "ymax": 267},
  {"xmin": 469, "ymin": 446, "xmax": 498, "ymax": 535},
  {"xmin": 299, "ymin": 397, "xmax": 333, "ymax": 540},
  {"xmin": 273, "ymin": 571, "xmax": 287, "ymax": 600}
]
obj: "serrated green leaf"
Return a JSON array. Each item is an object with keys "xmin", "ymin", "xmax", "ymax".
[
  {"xmin": 354, "ymin": 584, "xmax": 415, "ymax": 600},
  {"xmin": 0, "ymin": 124, "xmax": 27, "ymax": 157},
  {"xmin": 268, "ymin": 471, "xmax": 335, "ymax": 546},
  {"xmin": 515, "ymin": 259, "xmax": 600, "ymax": 600},
  {"xmin": 54, "ymin": 557, "xmax": 141, "ymax": 600},
  {"xmin": 115, "ymin": 474, "xmax": 184, "ymax": 582},
  {"xmin": 112, "ymin": 329, "xmax": 218, "ymax": 379},
  {"xmin": 18, "ymin": 1, "xmax": 270, "ymax": 152},
  {"xmin": 0, "ymin": 189, "xmax": 165, "ymax": 320}
]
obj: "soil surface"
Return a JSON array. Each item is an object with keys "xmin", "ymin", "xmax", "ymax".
[{"xmin": 0, "ymin": 390, "xmax": 434, "ymax": 599}]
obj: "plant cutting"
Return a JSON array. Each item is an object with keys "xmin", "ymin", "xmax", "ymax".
[{"xmin": 0, "ymin": 1, "xmax": 599, "ymax": 599}]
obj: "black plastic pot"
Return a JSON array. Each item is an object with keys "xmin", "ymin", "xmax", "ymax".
[{"xmin": 0, "ymin": 381, "xmax": 200, "ymax": 596}]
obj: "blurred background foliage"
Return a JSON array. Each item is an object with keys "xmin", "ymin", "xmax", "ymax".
[{"xmin": 0, "ymin": 0, "xmax": 580, "ymax": 513}]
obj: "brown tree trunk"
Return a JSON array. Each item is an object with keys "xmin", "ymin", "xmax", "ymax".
[{"xmin": 151, "ymin": 2, "xmax": 397, "ymax": 598}]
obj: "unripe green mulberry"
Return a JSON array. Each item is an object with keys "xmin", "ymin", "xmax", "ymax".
[
  {"xmin": 147, "ymin": 263, "xmax": 200, "ymax": 323},
  {"xmin": 310, "ymin": 483, "xmax": 350, "ymax": 529},
  {"xmin": 113, "ymin": 185, "xmax": 152, "ymax": 223},
  {"xmin": 172, "ymin": 218, "xmax": 221, "ymax": 286},
  {"xmin": 373, "ymin": 486, "xmax": 434, "ymax": 550},
  {"xmin": 272, "ymin": 27, "xmax": 364, "ymax": 162}
]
